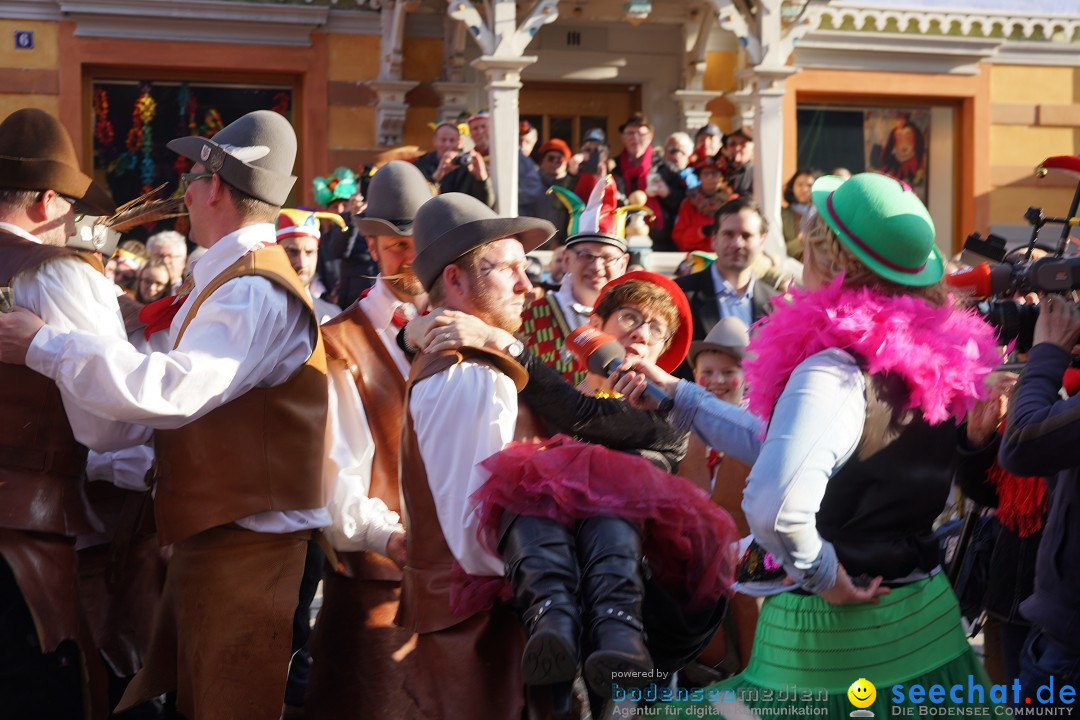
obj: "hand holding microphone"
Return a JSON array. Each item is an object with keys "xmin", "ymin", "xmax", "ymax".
[{"xmin": 564, "ymin": 325, "xmax": 676, "ymax": 411}]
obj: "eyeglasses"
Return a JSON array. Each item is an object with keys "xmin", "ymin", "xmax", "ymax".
[
  {"xmin": 571, "ymin": 248, "xmax": 624, "ymax": 268},
  {"xmin": 542, "ymin": 153, "xmax": 565, "ymax": 163},
  {"xmin": 665, "ymin": 147, "xmax": 687, "ymax": 155},
  {"xmin": 51, "ymin": 192, "xmax": 85, "ymax": 222},
  {"xmin": 613, "ymin": 307, "xmax": 673, "ymax": 345},
  {"xmin": 180, "ymin": 172, "xmax": 215, "ymax": 192}
]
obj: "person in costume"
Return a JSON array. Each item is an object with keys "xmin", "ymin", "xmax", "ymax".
[
  {"xmin": 394, "ymin": 192, "xmax": 556, "ymax": 719},
  {"xmin": 276, "ymin": 207, "xmax": 346, "ymax": 323},
  {"xmin": 408, "ymin": 271, "xmax": 736, "ymax": 711},
  {"xmin": 300, "ymin": 161, "xmax": 433, "ymax": 720},
  {"xmin": 614, "ymin": 172, "xmax": 1002, "ymax": 716},
  {"xmin": 0, "ymin": 107, "xmax": 142, "ymax": 720},
  {"xmin": 0, "ymin": 110, "xmax": 329, "ymax": 720},
  {"xmin": 521, "ymin": 176, "xmax": 631, "ymax": 384}
]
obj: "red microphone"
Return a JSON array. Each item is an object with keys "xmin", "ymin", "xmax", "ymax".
[
  {"xmin": 945, "ymin": 262, "xmax": 1013, "ymax": 299},
  {"xmin": 565, "ymin": 326, "xmax": 674, "ymax": 411}
]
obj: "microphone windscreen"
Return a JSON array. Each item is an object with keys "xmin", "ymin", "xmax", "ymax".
[
  {"xmin": 565, "ymin": 326, "xmax": 625, "ymax": 375},
  {"xmin": 945, "ymin": 263, "xmax": 992, "ymax": 298}
]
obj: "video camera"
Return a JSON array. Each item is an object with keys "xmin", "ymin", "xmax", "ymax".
[{"xmin": 946, "ymin": 155, "xmax": 1080, "ymax": 352}]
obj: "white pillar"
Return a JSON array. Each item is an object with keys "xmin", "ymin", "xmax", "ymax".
[
  {"xmin": 749, "ymin": 67, "xmax": 796, "ymax": 259},
  {"xmin": 673, "ymin": 90, "xmax": 721, "ymax": 135},
  {"xmin": 471, "ymin": 56, "xmax": 536, "ymax": 217},
  {"xmin": 447, "ymin": 0, "xmax": 559, "ymax": 217}
]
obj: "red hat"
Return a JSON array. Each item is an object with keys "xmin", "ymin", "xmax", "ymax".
[
  {"xmin": 538, "ymin": 138, "xmax": 571, "ymax": 161},
  {"xmin": 594, "ymin": 270, "xmax": 692, "ymax": 373}
]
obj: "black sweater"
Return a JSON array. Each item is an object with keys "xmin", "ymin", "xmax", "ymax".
[{"xmin": 517, "ymin": 350, "xmax": 688, "ymax": 474}]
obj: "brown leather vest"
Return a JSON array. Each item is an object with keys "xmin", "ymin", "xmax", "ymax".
[
  {"xmin": 153, "ymin": 245, "xmax": 329, "ymax": 545},
  {"xmin": 396, "ymin": 346, "xmax": 529, "ymax": 634},
  {"xmin": 0, "ymin": 231, "xmax": 103, "ymax": 536},
  {"xmin": 322, "ymin": 299, "xmax": 406, "ymax": 581}
]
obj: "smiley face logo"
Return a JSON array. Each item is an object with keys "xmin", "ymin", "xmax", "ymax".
[{"xmin": 847, "ymin": 677, "xmax": 876, "ymax": 709}]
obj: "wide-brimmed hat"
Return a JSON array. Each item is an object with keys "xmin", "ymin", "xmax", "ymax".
[
  {"xmin": 168, "ymin": 109, "xmax": 297, "ymax": 206},
  {"xmin": 688, "ymin": 317, "xmax": 750, "ymax": 367},
  {"xmin": 594, "ymin": 270, "xmax": 692, "ymax": 373},
  {"xmin": 353, "ymin": 161, "xmax": 433, "ymax": 237},
  {"xmin": 810, "ymin": 172, "xmax": 942, "ymax": 287},
  {"xmin": 0, "ymin": 108, "xmax": 116, "ymax": 216},
  {"xmin": 412, "ymin": 193, "xmax": 556, "ymax": 291}
]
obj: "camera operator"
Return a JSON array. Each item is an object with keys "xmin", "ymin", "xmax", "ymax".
[
  {"xmin": 999, "ymin": 294, "xmax": 1080, "ymax": 708},
  {"xmin": 413, "ymin": 121, "xmax": 494, "ymax": 208}
]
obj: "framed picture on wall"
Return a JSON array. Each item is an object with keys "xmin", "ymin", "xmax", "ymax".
[{"xmin": 864, "ymin": 108, "xmax": 930, "ymax": 203}]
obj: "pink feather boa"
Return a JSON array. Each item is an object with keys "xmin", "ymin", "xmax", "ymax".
[{"xmin": 745, "ymin": 278, "xmax": 1001, "ymax": 425}]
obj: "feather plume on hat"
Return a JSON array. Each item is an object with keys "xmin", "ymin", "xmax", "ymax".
[{"xmin": 563, "ymin": 175, "xmax": 652, "ymax": 253}]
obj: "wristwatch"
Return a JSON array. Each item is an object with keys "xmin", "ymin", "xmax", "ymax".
[{"xmin": 505, "ymin": 339, "xmax": 525, "ymax": 359}]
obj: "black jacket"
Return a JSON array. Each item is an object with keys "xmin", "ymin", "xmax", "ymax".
[{"xmin": 1000, "ymin": 343, "xmax": 1080, "ymax": 650}]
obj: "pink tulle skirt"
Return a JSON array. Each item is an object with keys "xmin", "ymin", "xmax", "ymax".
[{"xmin": 453, "ymin": 434, "xmax": 738, "ymax": 616}]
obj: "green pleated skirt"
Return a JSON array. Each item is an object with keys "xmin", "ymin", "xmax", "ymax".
[{"xmin": 653, "ymin": 573, "xmax": 1002, "ymax": 718}]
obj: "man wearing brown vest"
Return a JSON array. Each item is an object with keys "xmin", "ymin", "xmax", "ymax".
[
  {"xmin": 398, "ymin": 192, "xmax": 554, "ymax": 719},
  {"xmin": 0, "ymin": 108, "xmax": 144, "ymax": 719},
  {"xmin": 0, "ymin": 110, "xmax": 329, "ymax": 720},
  {"xmin": 301, "ymin": 160, "xmax": 432, "ymax": 719}
]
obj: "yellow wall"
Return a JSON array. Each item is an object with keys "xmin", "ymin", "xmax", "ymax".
[
  {"xmin": 0, "ymin": 19, "xmax": 58, "ymax": 69},
  {"xmin": 0, "ymin": 19, "xmax": 59, "ymax": 122},
  {"xmin": 703, "ymin": 50, "xmax": 740, "ymax": 129},
  {"xmin": 987, "ymin": 65, "xmax": 1080, "ymax": 227},
  {"xmin": 328, "ymin": 34, "xmax": 379, "ymax": 83}
]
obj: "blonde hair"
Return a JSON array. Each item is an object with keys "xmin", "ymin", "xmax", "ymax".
[{"xmin": 803, "ymin": 211, "xmax": 949, "ymax": 306}]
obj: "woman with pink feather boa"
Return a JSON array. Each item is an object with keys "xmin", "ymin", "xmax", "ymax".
[{"xmin": 616, "ymin": 172, "xmax": 1004, "ymax": 716}]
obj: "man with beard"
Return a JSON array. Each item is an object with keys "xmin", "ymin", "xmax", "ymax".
[
  {"xmin": 300, "ymin": 161, "xmax": 431, "ymax": 719},
  {"xmin": 520, "ymin": 184, "xmax": 629, "ymax": 385},
  {"xmin": 397, "ymin": 192, "xmax": 554, "ymax": 719}
]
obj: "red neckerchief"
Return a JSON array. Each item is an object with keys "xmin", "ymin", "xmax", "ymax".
[
  {"xmin": 617, "ymin": 146, "xmax": 653, "ymax": 194},
  {"xmin": 137, "ymin": 240, "xmax": 274, "ymax": 340},
  {"xmin": 987, "ymin": 368, "xmax": 1080, "ymax": 537},
  {"xmin": 707, "ymin": 448, "xmax": 723, "ymax": 476}
]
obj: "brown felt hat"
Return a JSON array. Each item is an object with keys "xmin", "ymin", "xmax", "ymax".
[
  {"xmin": 168, "ymin": 110, "xmax": 297, "ymax": 206},
  {"xmin": 353, "ymin": 161, "xmax": 433, "ymax": 238},
  {"xmin": 412, "ymin": 193, "xmax": 555, "ymax": 292},
  {"xmin": 0, "ymin": 108, "xmax": 116, "ymax": 216}
]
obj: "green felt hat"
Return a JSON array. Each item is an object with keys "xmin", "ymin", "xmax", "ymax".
[{"xmin": 810, "ymin": 172, "xmax": 942, "ymax": 287}]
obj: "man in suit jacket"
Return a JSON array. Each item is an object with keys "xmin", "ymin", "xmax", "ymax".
[{"xmin": 675, "ymin": 197, "xmax": 776, "ymax": 377}]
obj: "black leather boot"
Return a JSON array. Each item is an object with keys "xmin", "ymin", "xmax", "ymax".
[
  {"xmin": 499, "ymin": 514, "xmax": 582, "ymax": 686},
  {"xmin": 577, "ymin": 516, "xmax": 653, "ymax": 697}
]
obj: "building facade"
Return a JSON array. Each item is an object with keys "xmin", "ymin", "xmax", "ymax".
[{"xmin": 1, "ymin": 0, "xmax": 1078, "ymax": 252}]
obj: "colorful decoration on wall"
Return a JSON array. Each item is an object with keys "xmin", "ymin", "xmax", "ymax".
[{"xmin": 93, "ymin": 89, "xmax": 114, "ymax": 147}]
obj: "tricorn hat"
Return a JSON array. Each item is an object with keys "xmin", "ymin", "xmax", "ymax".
[
  {"xmin": 353, "ymin": 161, "xmax": 433, "ymax": 238},
  {"xmin": 0, "ymin": 108, "xmax": 116, "ymax": 216},
  {"xmin": 168, "ymin": 109, "xmax": 297, "ymax": 207},
  {"xmin": 688, "ymin": 316, "xmax": 750, "ymax": 367},
  {"xmin": 412, "ymin": 193, "xmax": 555, "ymax": 292}
]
